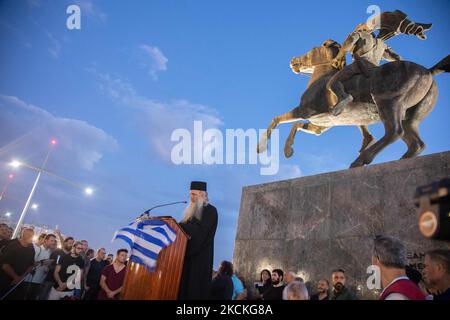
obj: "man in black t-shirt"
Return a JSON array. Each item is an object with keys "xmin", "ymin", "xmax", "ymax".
[
  {"xmin": 310, "ymin": 279, "xmax": 331, "ymax": 300},
  {"xmin": 0, "ymin": 228, "xmax": 35, "ymax": 299},
  {"xmin": 84, "ymin": 247, "xmax": 108, "ymax": 300},
  {"xmin": 47, "ymin": 241, "xmax": 84, "ymax": 300},
  {"xmin": 39, "ymin": 236, "xmax": 75, "ymax": 299},
  {"xmin": 262, "ymin": 269, "xmax": 285, "ymax": 300}
]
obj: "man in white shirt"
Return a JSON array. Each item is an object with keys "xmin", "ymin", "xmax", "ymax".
[
  {"xmin": 23, "ymin": 234, "xmax": 57, "ymax": 299},
  {"xmin": 282, "ymin": 271, "xmax": 298, "ymax": 300}
]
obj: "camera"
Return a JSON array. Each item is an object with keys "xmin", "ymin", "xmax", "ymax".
[{"xmin": 414, "ymin": 178, "xmax": 450, "ymax": 241}]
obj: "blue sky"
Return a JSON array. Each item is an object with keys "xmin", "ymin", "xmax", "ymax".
[{"xmin": 0, "ymin": 0, "xmax": 449, "ymax": 269}]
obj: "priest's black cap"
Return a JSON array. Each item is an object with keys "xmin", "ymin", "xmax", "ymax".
[{"xmin": 190, "ymin": 181, "xmax": 207, "ymax": 191}]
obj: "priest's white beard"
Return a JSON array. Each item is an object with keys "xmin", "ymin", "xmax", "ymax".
[{"xmin": 181, "ymin": 199, "xmax": 208, "ymax": 223}]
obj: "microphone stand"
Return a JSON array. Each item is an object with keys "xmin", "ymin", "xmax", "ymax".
[
  {"xmin": 0, "ymin": 262, "xmax": 41, "ymax": 300},
  {"xmin": 137, "ymin": 201, "xmax": 188, "ymax": 220}
]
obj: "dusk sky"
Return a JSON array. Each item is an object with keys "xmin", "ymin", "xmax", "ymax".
[{"xmin": 0, "ymin": 0, "xmax": 449, "ymax": 269}]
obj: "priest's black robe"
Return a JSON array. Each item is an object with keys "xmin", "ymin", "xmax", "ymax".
[{"xmin": 178, "ymin": 203, "xmax": 218, "ymax": 300}]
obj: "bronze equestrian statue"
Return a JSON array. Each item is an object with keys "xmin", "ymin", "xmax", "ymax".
[{"xmin": 257, "ymin": 10, "xmax": 448, "ymax": 168}]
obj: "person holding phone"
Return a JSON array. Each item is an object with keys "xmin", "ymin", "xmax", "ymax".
[{"xmin": 23, "ymin": 233, "xmax": 57, "ymax": 299}]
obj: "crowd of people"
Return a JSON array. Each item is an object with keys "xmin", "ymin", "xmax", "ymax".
[
  {"xmin": 0, "ymin": 223, "xmax": 128, "ymax": 300},
  {"xmin": 210, "ymin": 236, "xmax": 450, "ymax": 301},
  {"xmin": 1, "ymin": 221, "xmax": 449, "ymax": 301}
]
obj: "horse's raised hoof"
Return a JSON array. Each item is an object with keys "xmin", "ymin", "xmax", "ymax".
[{"xmin": 284, "ymin": 146, "xmax": 294, "ymax": 158}]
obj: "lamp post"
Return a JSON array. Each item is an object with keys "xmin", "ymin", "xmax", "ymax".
[{"xmin": 11, "ymin": 139, "xmax": 56, "ymax": 239}]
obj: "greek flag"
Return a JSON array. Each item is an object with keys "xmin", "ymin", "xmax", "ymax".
[{"xmin": 113, "ymin": 219, "xmax": 177, "ymax": 270}]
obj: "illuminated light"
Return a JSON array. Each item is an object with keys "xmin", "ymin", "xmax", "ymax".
[
  {"xmin": 5, "ymin": 212, "xmax": 12, "ymax": 217},
  {"xmin": 256, "ymin": 258, "xmax": 278, "ymax": 277},
  {"xmin": 31, "ymin": 203, "xmax": 39, "ymax": 210},
  {"xmin": 84, "ymin": 187, "xmax": 94, "ymax": 196},
  {"xmin": 9, "ymin": 160, "xmax": 22, "ymax": 168},
  {"xmin": 296, "ymin": 270, "xmax": 310, "ymax": 283},
  {"xmin": 8, "ymin": 174, "xmax": 14, "ymax": 179},
  {"xmin": 33, "ymin": 235, "xmax": 38, "ymax": 242},
  {"xmin": 50, "ymin": 139, "xmax": 57, "ymax": 145}
]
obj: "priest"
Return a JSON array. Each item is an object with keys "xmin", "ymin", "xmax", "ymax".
[{"xmin": 178, "ymin": 181, "xmax": 218, "ymax": 300}]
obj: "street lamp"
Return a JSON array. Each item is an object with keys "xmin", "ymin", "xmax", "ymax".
[
  {"xmin": 8, "ymin": 139, "xmax": 95, "ymax": 238},
  {"xmin": 11, "ymin": 139, "xmax": 56, "ymax": 239},
  {"xmin": 9, "ymin": 160, "xmax": 21, "ymax": 168},
  {"xmin": 84, "ymin": 187, "xmax": 94, "ymax": 196}
]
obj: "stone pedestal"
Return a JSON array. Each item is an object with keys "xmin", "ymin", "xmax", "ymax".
[{"xmin": 233, "ymin": 152, "xmax": 450, "ymax": 299}]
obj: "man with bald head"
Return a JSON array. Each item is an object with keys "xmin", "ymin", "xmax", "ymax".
[
  {"xmin": 178, "ymin": 181, "xmax": 218, "ymax": 300},
  {"xmin": 0, "ymin": 227, "xmax": 36, "ymax": 299}
]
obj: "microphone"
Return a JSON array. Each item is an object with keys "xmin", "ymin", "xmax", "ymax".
[{"xmin": 138, "ymin": 201, "xmax": 188, "ymax": 219}]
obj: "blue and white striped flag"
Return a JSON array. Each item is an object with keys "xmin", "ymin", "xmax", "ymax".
[{"xmin": 113, "ymin": 219, "xmax": 177, "ymax": 270}]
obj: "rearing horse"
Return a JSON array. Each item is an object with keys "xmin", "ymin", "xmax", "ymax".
[{"xmin": 257, "ymin": 40, "xmax": 449, "ymax": 168}]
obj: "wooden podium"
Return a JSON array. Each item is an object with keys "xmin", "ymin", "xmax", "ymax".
[{"xmin": 120, "ymin": 216, "xmax": 189, "ymax": 300}]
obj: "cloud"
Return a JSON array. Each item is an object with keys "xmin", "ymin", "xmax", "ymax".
[
  {"xmin": 43, "ymin": 29, "xmax": 61, "ymax": 59},
  {"xmin": 91, "ymin": 70, "xmax": 223, "ymax": 162},
  {"xmin": 23, "ymin": 1, "xmax": 106, "ymax": 60},
  {"xmin": 0, "ymin": 20, "xmax": 32, "ymax": 49},
  {"xmin": 138, "ymin": 45, "xmax": 168, "ymax": 80},
  {"xmin": 23, "ymin": 17, "xmax": 62, "ymax": 59},
  {"xmin": 73, "ymin": 0, "xmax": 107, "ymax": 24},
  {"xmin": 0, "ymin": 94, "xmax": 118, "ymax": 171}
]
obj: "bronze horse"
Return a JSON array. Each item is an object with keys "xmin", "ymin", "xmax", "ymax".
[{"xmin": 257, "ymin": 40, "xmax": 449, "ymax": 168}]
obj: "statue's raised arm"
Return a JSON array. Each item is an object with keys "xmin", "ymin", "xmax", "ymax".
[
  {"xmin": 327, "ymin": 10, "xmax": 431, "ymax": 116},
  {"xmin": 368, "ymin": 9, "xmax": 432, "ymax": 41}
]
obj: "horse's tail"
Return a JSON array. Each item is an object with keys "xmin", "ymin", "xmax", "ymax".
[{"xmin": 429, "ymin": 54, "xmax": 450, "ymax": 76}]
